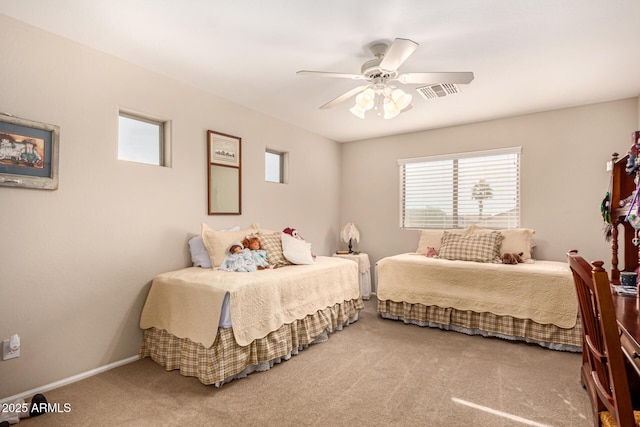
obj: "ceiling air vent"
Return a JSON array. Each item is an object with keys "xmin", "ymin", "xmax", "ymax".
[{"xmin": 416, "ymin": 83, "xmax": 460, "ymax": 100}]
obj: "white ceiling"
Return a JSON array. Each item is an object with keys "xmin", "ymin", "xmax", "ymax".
[{"xmin": 1, "ymin": 1, "xmax": 639, "ymax": 142}]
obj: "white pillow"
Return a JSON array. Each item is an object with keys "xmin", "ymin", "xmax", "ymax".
[{"xmin": 281, "ymin": 232, "xmax": 314, "ymax": 265}]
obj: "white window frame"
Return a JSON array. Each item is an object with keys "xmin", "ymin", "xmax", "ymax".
[
  {"xmin": 118, "ymin": 109, "xmax": 171, "ymax": 167},
  {"xmin": 265, "ymin": 149, "xmax": 288, "ymax": 184},
  {"xmin": 398, "ymin": 147, "xmax": 521, "ymax": 230}
]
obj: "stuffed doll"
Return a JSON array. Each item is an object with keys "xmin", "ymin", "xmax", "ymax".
[
  {"xmin": 242, "ymin": 236, "xmax": 274, "ymax": 269},
  {"xmin": 218, "ymin": 242, "xmax": 257, "ymax": 272},
  {"xmin": 425, "ymin": 246, "xmax": 436, "ymax": 258},
  {"xmin": 502, "ymin": 252, "xmax": 524, "ymax": 265}
]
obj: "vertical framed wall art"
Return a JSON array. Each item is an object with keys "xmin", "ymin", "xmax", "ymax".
[
  {"xmin": 0, "ymin": 114, "xmax": 60, "ymax": 190},
  {"xmin": 207, "ymin": 130, "xmax": 241, "ymax": 215}
]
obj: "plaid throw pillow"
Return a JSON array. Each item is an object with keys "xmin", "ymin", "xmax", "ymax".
[
  {"xmin": 257, "ymin": 232, "xmax": 292, "ymax": 267},
  {"xmin": 438, "ymin": 231, "xmax": 503, "ymax": 263}
]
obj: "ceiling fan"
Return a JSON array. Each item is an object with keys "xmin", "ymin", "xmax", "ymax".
[{"xmin": 297, "ymin": 38, "xmax": 474, "ymax": 119}]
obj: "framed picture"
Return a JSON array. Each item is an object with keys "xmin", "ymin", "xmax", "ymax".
[
  {"xmin": 207, "ymin": 130, "xmax": 241, "ymax": 215},
  {"xmin": 209, "ymin": 130, "xmax": 240, "ymax": 167},
  {"xmin": 0, "ymin": 114, "xmax": 60, "ymax": 190}
]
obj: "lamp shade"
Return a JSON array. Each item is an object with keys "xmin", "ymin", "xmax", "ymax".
[
  {"xmin": 355, "ymin": 89, "xmax": 375, "ymax": 110},
  {"xmin": 391, "ymin": 89, "xmax": 412, "ymax": 110},
  {"xmin": 340, "ymin": 223, "xmax": 360, "ymax": 244},
  {"xmin": 383, "ymin": 98, "xmax": 400, "ymax": 119}
]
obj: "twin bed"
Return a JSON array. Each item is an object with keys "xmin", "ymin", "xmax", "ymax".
[
  {"xmin": 139, "ymin": 225, "xmax": 363, "ymax": 386},
  {"xmin": 376, "ymin": 227, "xmax": 582, "ymax": 352},
  {"xmin": 376, "ymin": 254, "xmax": 582, "ymax": 351}
]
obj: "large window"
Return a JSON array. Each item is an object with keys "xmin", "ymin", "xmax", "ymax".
[
  {"xmin": 399, "ymin": 147, "xmax": 521, "ymax": 229},
  {"xmin": 118, "ymin": 111, "xmax": 169, "ymax": 166}
]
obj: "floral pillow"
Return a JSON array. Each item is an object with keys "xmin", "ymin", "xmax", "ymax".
[{"xmin": 438, "ymin": 231, "xmax": 504, "ymax": 263}]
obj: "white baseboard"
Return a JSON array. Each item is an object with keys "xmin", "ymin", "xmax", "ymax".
[{"xmin": 1, "ymin": 355, "xmax": 140, "ymax": 404}]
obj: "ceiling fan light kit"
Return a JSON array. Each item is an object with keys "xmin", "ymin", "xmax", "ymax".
[
  {"xmin": 349, "ymin": 85, "xmax": 412, "ymax": 120},
  {"xmin": 355, "ymin": 89, "xmax": 375, "ymax": 111},
  {"xmin": 297, "ymin": 38, "xmax": 474, "ymax": 120}
]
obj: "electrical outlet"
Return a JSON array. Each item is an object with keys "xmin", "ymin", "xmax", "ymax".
[{"xmin": 2, "ymin": 339, "xmax": 20, "ymax": 360}]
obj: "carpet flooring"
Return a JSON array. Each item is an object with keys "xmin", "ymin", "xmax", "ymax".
[{"xmin": 20, "ymin": 298, "xmax": 592, "ymax": 426}]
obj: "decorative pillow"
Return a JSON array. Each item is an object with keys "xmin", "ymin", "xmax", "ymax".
[
  {"xmin": 471, "ymin": 226, "xmax": 535, "ymax": 260},
  {"xmin": 188, "ymin": 236, "xmax": 212, "ymax": 268},
  {"xmin": 189, "ymin": 226, "xmax": 240, "ymax": 268},
  {"xmin": 281, "ymin": 232, "xmax": 314, "ymax": 265},
  {"xmin": 201, "ymin": 223, "xmax": 258, "ymax": 268},
  {"xmin": 416, "ymin": 226, "xmax": 474, "ymax": 255},
  {"xmin": 438, "ymin": 231, "xmax": 504, "ymax": 263},
  {"xmin": 257, "ymin": 232, "xmax": 292, "ymax": 267}
]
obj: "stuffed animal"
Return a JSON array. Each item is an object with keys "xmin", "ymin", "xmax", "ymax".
[
  {"xmin": 425, "ymin": 246, "xmax": 436, "ymax": 258},
  {"xmin": 282, "ymin": 227, "xmax": 301, "ymax": 239},
  {"xmin": 502, "ymin": 252, "xmax": 524, "ymax": 264}
]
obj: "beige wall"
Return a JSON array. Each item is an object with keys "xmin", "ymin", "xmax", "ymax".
[
  {"xmin": 0, "ymin": 16, "xmax": 341, "ymax": 398},
  {"xmin": 341, "ymin": 98, "xmax": 639, "ymax": 267}
]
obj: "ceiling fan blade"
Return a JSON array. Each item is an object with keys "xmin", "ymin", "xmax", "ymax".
[
  {"xmin": 397, "ymin": 72, "xmax": 475, "ymax": 85},
  {"xmin": 320, "ymin": 85, "xmax": 370, "ymax": 109},
  {"xmin": 379, "ymin": 38, "xmax": 418, "ymax": 71},
  {"xmin": 297, "ymin": 70, "xmax": 364, "ymax": 80}
]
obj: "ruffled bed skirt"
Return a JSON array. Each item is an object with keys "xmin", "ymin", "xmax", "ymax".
[
  {"xmin": 377, "ymin": 299, "xmax": 582, "ymax": 352},
  {"xmin": 140, "ymin": 298, "xmax": 364, "ymax": 386}
]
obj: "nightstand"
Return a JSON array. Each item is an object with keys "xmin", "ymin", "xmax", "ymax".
[{"xmin": 333, "ymin": 252, "xmax": 371, "ymax": 299}]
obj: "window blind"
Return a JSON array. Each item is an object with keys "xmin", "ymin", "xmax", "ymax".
[{"xmin": 399, "ymin": 147, "xmax": 521, "ymax": 229}]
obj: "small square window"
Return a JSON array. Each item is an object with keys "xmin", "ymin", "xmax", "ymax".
[
  {"xmin": 118, "ymin": 112, "xmax": 167, "ymax": 166},
  {"xmin": 265, "ymin": 150, "xmax": 286, "ymax": 183}
]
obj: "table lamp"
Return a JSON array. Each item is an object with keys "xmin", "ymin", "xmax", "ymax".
[{"xmin": 340, "ymin": 223, "xmax": 360, "ymax": 254}]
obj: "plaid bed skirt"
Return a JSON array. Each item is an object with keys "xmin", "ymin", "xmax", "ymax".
[
  {"xmin": 140, "ymin": 298, "xmax": 364, "ymax": 386},
  {"xmin": 377, "ymin": 299, "xmax": 582, "ymax": 352}
]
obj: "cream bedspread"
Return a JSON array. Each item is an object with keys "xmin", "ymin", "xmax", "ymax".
[
  {"xmin": 139, "ymin": 256, "xmax": 360, "ymax": 347},
  {"xmin": 377, "ymin": 254, "xmax": 578, "ymax": 329}
]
